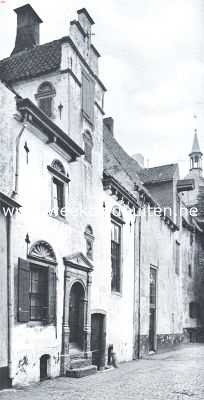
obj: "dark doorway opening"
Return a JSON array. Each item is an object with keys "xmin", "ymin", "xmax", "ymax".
[
  {"xmin": 91, "ymin": 313, "xmax": 106, "ymax": 370},
  {"xmin": 40, "ymin": 354, "xmax": 50, "ymax": 381},
  {"xmin": 69, "ymin": 282, "xmax": 85, "ymax": 348},
  {"xmin": 149, "ymin": 267, "xmax": 157, "ymax": 351}
]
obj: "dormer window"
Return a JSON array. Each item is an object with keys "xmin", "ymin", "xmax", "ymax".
[
  {"xmin": 83, "ymin": 131, "xmax": 93, "ymax": 164},
  {"xmin": 36, "ymin": 82, "xmax": 56, "ymax": 118}
]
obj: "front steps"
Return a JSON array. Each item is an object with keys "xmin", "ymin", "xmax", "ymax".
[
  {"xmin": 66, "ymin": 347, "xmax": 97, "ymax": 378},
  {"xmin": 66, "ymin": 364, "xmax": 97, "ymax": 378}
]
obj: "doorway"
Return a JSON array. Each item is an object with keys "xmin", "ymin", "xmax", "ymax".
[
  {"xmin": 69, "ymin": 282, "xmax": 85, "ymax": 348},
  {"xmin": 40, "ymin": 354, "xmax": 50, "ymax": 380},
  {"xmin": 149, "ymin": 267, "xmax": 157, "ymax": 351},
  {"xmin": 91, "ymin": 313, "xmax": 106, "ymax": 370}
]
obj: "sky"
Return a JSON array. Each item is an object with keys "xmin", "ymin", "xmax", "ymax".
[{"xmin": 1, "ymin": 0, "xmax": 204, "ymax": 177}]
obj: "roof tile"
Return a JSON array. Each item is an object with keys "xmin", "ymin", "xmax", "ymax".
[{"xmin": 0, "ymin": 40, "xmax": 61, "ymax": 83}]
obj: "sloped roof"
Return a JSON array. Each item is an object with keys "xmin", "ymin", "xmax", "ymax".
[
  {"xmin": 0, "ymin": 39, "xmax": 61, "ymax": 83},
  {"xmin": 139, "ymin": 164, "xmax": 178, "ymax": 184},
  {"xmin": 103, "ymin": 122, "xmax": 141, "ymax": 184}
]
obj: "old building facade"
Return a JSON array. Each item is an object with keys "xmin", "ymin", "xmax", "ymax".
[{"xmin": 0, "ymin": 4, "xmax": 203, "ymax": 388}]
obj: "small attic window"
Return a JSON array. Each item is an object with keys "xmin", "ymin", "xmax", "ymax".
[{"xmin": 36, "ymin": 82, "xmax": 56, "ymax": 118}]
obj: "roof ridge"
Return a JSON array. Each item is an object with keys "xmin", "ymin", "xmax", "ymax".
[
  {"xmin": 142, "ymin": 163, "xmax": 178, "ymax": 171},
  {"xmin": 0, "ymin": 38, "xmax": 61, "ymax": 63}
]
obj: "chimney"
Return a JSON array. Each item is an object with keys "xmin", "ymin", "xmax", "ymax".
[
  {"xmin": 77, "ymin": 8, "xmax": 94, "ymax": 35},
  {"xmin": 11, "ymin": 4, "xmax": 43, "ymax": 55},
  {"xmin": 104, "ymin": 117, "xmax": 114, "ymax": 136}
]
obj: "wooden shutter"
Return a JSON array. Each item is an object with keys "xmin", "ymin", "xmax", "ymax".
[
  {"xmin": 18, "ymin": 258, "xmax": 30, "ymax": 323},
  {"xmin": 47, "ymin": 267, "xmax": 56, "ymax": 324},
  {"xmin": 82, "ymin": 72, "xmax": 95, "ymax": 122}
]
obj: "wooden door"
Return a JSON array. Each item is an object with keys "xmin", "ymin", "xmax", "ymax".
[
  {"xmin": 69, "ymin": 283, "xmax": 84, "ymax": 347},
  {"xmin": 91, "ymin": 314, "xmax": 105, "ymax": 369}
]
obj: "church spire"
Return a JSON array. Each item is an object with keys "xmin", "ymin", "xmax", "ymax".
[{"xmin": 189, "ymin": 130, "xmax": 203, "ymax": 172}]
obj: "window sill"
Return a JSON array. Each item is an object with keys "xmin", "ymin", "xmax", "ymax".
[
  {"xmin": 111, "ymin": 290, "xmax": 122, "ymax": 297},
  {"xmin": 27, "ymin": 321, "xmax": 48, "ymax": 327},
  {"xmin": 48, "ymin": 213, "xmax": 69, "ymax": 224}
]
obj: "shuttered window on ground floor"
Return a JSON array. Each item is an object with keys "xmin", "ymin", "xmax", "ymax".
[{"xmin": 18, "ymin": 257, "xmax": 56, "ymax": 324}]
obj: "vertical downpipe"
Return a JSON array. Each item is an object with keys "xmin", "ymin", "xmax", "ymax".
[
  {"xmin": 7, "ymin": 214, "xmax": 12, "ymax": 384},
  {"xmin": 137, "ymin": 214, "xmax": 142, "ymax": 359}
]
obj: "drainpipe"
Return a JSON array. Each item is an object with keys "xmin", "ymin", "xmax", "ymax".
[
  {"xmin": 7, "ymin": 213, "xmax": 13, "ymax": 383},
  {"xmin": 7, "ymin": 118, "xmax": 27, "ymax": 383},
  {"xmin": 12, "ymin": 119, "xmax": 27, "ymax": 198},
  {"xmin": 137, "ymin": 213, "xmax": 142, "ymax": 359}
]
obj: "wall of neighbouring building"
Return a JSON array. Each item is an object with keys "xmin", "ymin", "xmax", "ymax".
[{"xmin": 134, "ymin": 209, "xmax": 184, "ymax": 356}]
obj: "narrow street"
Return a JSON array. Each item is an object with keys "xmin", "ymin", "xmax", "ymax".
[{"xmin": 1, "ymin": 344, "xmax": 204, "ymax": 400}]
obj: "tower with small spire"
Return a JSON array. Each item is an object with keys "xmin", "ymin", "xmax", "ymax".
[
  {"xmin": 184, "ymin": 130, "xmax": 204, "ymax": 207},
  {"xmin": 189, "ymin": 130, "xmax": 203, "ymax": 176}
]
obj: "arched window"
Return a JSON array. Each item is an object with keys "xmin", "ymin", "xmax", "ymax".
[
  {"xmin": 83, "ymin": 131, "xmax": 93, "ymax": 164},
  {"xmin": 84, "ymin": 225, "xmax": 94, "ymax": 260},
  {"xmin": 111, "ymin": 206, "xmax": 124, "ymax": 293},
  {"xmin": 51, "ymin": 159, "xmax": 66, "ymax": 175},
  {"xmin": 47, "ymin": 159, "xmax": 70, "ymax": 219},
  {"xmin": 36, "ymin": 81, "xmax": 56, "ymax": 118}
]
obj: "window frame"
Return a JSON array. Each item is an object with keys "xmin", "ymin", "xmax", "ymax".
[
  {"xmin": 81, "ymin": 70, "xmax": 95, "ymax": 125},
  {"xmin": 35, "ymin": 81, "xmax": 56, "ymax": 118},
  {"xmin": 29, "ymin": 264, "xmax": 48, "ymax": 322},
  {"xmin": 47, "ymin": 160, "xmax": 70, "ymax": 220},
  {"xmin": 175, "ymin": 240, "xmax": 180, "ymax": 275},
  {"xmin": 18, "ymin": 255, "xmax": 57, "ymax": 326},
  {"xmin": 111, "ymin": 216, "xmax": 123, "ymax": 294}
]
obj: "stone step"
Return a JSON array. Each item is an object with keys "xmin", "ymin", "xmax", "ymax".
[
  {"xmin": 70, "ymin": 358, "xmax": 91, "ymax": 369},
  {"xmin": 70, "ymin": 351, "xmax": 85, "ymax": 360},
  {"xmin": 66, "ymin": 365, "xmax": 97, "ymax": 378}
]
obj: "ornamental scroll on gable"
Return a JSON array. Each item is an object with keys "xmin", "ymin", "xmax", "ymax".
[{"xmin": 29, "ymin": 240, "xmax": 57, "ymax": 264}]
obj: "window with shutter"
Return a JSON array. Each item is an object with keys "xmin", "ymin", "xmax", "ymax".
[
  {"xmin": 82, "ymin": 72, "xmax": 95, "ymax": 123},
  {"xmin": 18, "ymin": 258, "xmax": 30, "ymax": 323},
  {"xmin": 30, "ymin": 266, "xmax": 48, "ymax": 321}
]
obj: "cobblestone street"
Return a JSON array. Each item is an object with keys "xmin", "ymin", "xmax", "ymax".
[{"xmin": 1, "ymin": 344, "xmax": 204, "ymax": 400}]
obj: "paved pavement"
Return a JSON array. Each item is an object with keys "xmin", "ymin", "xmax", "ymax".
[{"xmin": 1, "ymin": 344, "xmax": 204, "ymax": 400}]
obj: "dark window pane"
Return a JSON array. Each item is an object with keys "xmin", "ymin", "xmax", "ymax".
[
  {"xmin": 30, "ymin": 267, "xmax": 48, "ymax": 321},
  {"xmin": 39, "ymin": 97, "xmax": 52, "ymax": 117},
  {"xmin": 53, "ymin": 178, "xmax": 65, "ymax": 213},
  {"xmin": 111, "ymin": 221, "xmax": 121, "ymax": 292}
]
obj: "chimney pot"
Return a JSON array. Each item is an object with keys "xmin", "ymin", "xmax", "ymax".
[{"xmin": 11, "ymin": 4, "xmax": 43, "ymax": 55}]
